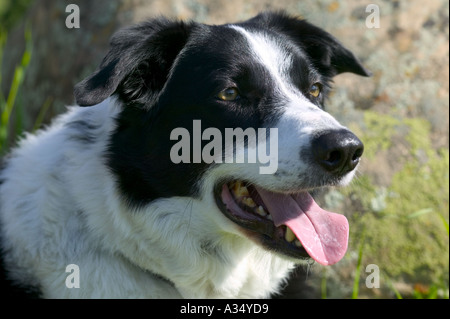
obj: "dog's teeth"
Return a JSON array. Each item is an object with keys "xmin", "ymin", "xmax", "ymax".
[
  {"xmin": 241, "ymin": 197, "xmax": 256, "ymax": 208},
  {"xmin": 294, "ymin": 239, "xmax": 302, "ymax": 247},
  {"xmin": 285, "ymin": 227, "xmax": 296, "ymax": 243},
  {"xmin": 232, "ymin": 181, "xmax": 249, "ymax": 197},
  {"xmin": 255, "ymin": 205, "xmax": 267, "ymax": 217}
]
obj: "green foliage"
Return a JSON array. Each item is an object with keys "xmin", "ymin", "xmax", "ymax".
[
  {"xmin": 0, "ymin": 0, "xmax": 33, "ymax": 31},
  {"xmin": 0, "ymin": 25, "xmax": 32, "ymax": 153},
  {"xmin": 343, "ymin": 111, "xmax": 449, "ymax": 297},
  {"xmin": 354, "ymin": 111, "xmax": 402, "ymax": 159}
]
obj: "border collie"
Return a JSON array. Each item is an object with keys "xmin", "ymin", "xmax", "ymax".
[{"xmin": 0, "ymin": 11, "xmax": 370, "ymax": 298}]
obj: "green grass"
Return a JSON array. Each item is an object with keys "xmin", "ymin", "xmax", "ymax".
[
  {"xmin": 0, "ymin": 0, "xmax": 34, "ymax": 31},
  {"xmin": 326, "ymin": 111, "xmax": 450, "ymax": 299},
  {"xmin": 0, "ymin": 25, "xmax": 33, "ymax": 154},
  {"xmin": 351, "ymin": 229, "xmax": 366, "ymax": 299}
]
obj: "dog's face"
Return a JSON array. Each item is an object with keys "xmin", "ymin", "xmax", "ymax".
[{"xmin": 75, "ymin": 12, "xmax": 369, "ymax": 266}]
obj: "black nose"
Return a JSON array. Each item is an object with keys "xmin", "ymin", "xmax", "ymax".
[{"xmin": 312, "ymin": 130, "xmax": 364, "ymax": 174}]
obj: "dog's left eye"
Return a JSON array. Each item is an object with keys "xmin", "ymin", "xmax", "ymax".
[
  {"xmin": 217, "ymin": 88, "xmax": 240, "ymax": 101},
  {"xmin": 309, "ymin": 83, "xmax": 322, "ymax": 98}
]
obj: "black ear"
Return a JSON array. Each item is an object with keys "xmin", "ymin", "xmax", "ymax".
[
  {"xmin": 74, "ymin": 18, "xmax": 195, "ymax": 106},
  {"xmin": 249, "ymin": 11, "xmax": 372, "ymax": 77}
]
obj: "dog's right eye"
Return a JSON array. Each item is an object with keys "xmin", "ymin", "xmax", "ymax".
[
  {"xmin": 217, "ymin": 88, "xmax": 240, "ymax": 101},
  {"xmin": 309, "ymin": 83, "xmax": 322, "ymax": 98}
]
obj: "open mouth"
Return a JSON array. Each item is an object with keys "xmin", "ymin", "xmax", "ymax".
[{"xmin": 214, "ymin": 180, "xmax": 349, "ymax": 266}]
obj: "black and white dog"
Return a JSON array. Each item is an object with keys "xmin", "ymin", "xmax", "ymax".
[{"xmin": 0, "ymin": 11, "xmax": 370, "ymax": 298}]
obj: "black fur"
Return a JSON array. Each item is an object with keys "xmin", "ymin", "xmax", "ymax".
[
  {"xmin": 65, "ymin": 120, "xmax": 100, "ymax": 144},
  {"xmin": 74, "ymin": 18, "xmax": 196, "ymax": 107},
  {"xmin": 245, "ymin": 11, "xmax": 372, "ymax": 77}
]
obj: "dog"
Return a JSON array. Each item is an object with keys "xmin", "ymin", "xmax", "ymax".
[{"xmin": 0, "ymin": 11, "xmax": 370, "ymax": 298}]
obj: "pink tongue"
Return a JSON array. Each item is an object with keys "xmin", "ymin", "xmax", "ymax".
[{"xmin": 255, "ymin": 187, "xmax": 349, "ymax": 266}]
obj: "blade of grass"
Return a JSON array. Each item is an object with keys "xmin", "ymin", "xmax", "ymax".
[
  {"xmin": 407, "ymin": 208, "xmax": 433, "ymax": 219},
  {"xmin": 382, "ymin": 272, "xmax": 403, "ymax": 299},
  {"xmin": 0, "ymin": 28, "xmax": 7, "ymax": 111},
  {"xmin": 15, "ymin": 94, "xmax": 24, "ymax": 137},
  {"xmin": 0, "ymin": 25, "xmax": 32, "ymax": 150},
  {"xmin": 321, "ymin": 267, "xmax": 327, "ymax": 299},
  {"xmin": 351, "ymin": 229, "xmax": 366, "ymax": 299},
  {"xmin": 32, "ymin": 97, "xmax": 53, "ymax": 132},
  {"xmin": 436, "ymin": 212, "xmax": 449, "ymax": 236}
]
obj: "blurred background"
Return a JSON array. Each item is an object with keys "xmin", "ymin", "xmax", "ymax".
[{"xmin": 0, "ymin": 0, "xmax": 448, "ymax": 298}]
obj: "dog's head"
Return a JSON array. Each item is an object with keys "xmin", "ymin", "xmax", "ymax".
[{"xmin": 75, "ymin": 12, "xmax": 370, "ymax": 266}]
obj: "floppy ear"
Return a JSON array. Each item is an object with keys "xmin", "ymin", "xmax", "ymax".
[
  {"xmin": 249, "ymin": 12, "xmax": 371, "ymax": 77},
  {"xmin": 74, "ymin": 18, "xmax": 195, "ymax": 106}
]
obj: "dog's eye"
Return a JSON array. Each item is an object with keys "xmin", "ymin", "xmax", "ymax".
[
  {"xmin": 309, "ymin": 83, "xmax": 322, "ymax": 98},
  {"xmin": 217, "ymin": 88, "xmax": 240, "ymax": 101}
]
